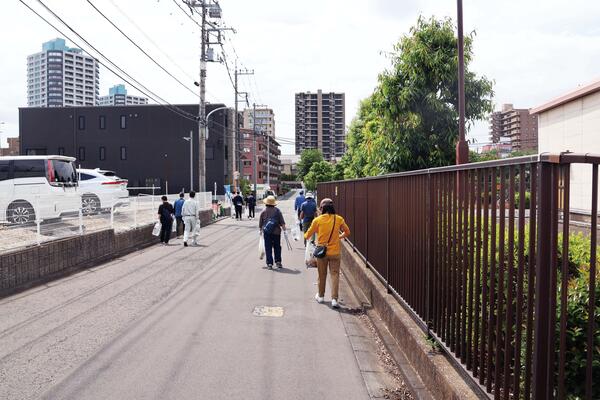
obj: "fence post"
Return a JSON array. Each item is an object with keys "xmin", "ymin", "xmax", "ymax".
[
  {"xmin": 427, "ymin": 173, "xmax": 435, "ymax": 329},
  {"xmin": 78, "ymin": 207, "xmax": 83, "ymax": 235},
  {"xmin": 533, "ymin": 161, "xmax": 553, "ymax": 400},
  {"xmin": 134, "ymin": 197, "xmax": 138, "ymax": 228},
  {"xmin": 386, "ymin": 177, "xmax": 391, "ymax": 293},
  {"xmin": 110, "ymin": 198, "xmax": 115, "ymax": 230},
  {"xmin": 35, "ymin": 195, "xmax": 41, "ymax": 245}
]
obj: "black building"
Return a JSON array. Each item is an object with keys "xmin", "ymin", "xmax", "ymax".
[{"xmin": 19, "ymin": 104, "xmax": 230, "ymax": 194}]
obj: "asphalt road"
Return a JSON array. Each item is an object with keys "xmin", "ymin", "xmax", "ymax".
[{"xmin": 0, "ymin": 196, "xmax": 402, "ymax": 400}]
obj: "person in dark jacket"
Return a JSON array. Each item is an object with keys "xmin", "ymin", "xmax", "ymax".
[
  {"xmin": 232, "ymin": 191, "xmax": 244, "ymax": 220},
  {"xmin": 157, "ymin": 196, "xmax": 175, "ymax": 245},
  {"xmin": 259, "ymin": 195, "xmax": 286, "ymax": 269},
  {"xmin": 299, "ymin": 191, "xmax": 318, "ymax": 245},
  {"xmin": 246, "ymin": 192, "xmax": 257, "ymax": 219}
]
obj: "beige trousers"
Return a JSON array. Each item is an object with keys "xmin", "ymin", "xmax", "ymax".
[{"xmin": 316, "ymin": 254, "xmax": 341, "ymax": 300}]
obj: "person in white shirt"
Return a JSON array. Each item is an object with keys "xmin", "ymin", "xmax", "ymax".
[{"xmin": 182, "ymin": 191, "xmax": 199, "ymax": 247}]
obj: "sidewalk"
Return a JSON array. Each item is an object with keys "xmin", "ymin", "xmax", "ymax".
[{"xmin": 2, "ymin": 195, "xmax": 407, "ymax": 400}]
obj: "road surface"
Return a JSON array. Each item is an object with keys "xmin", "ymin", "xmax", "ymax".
[{"xmin": 0, "ymin": 196, "xmax": 408, "ymax": 400}]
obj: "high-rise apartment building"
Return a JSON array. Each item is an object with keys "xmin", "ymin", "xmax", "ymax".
[
  {"xmin": 489, "ymin": 104, "xmax": 538, "ymax": 151},
  {"xmin": 242, "ymin": 107, "xmax": 275, "ymax": 137},
  {"xmin": 98, "ymin": 84, "xmax": 148, "ymax": 106},
  {"xmin": 295, "ymin": 90, "xmax": 345, "ymax": 160},
  {"xmin": 27, "ymin": 38, "xmax": 99, "ymax": 107}
]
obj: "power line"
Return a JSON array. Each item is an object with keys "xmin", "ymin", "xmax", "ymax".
[
  {"xmin": 20, "ymin": 0, "xmax": 197, "ymax": 122},
  {"xmin": 33, "ymin": 0, "xmax": 197, "ymax": 120},
  {"xmin": 107, "ymin": 0, "xmax": 197, "ymax": 83},
  {"xmin": 86, "ymin": 0, "xmax": 199, "ymax": 99}
]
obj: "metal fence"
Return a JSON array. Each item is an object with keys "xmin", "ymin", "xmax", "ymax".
[
  {"xmin": 318, "ymin": 153, "xmax": 599, "ymax": 400},
  {"xmin": 0, "ymin": 192, "xmax": 213, "ymax": 254}
]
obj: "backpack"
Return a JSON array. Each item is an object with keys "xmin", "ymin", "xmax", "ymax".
[{"xmin": 262, "ymin": 209, "xmax": 280, "ymax": 235}]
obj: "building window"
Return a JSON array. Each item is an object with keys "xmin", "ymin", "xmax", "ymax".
[
  {"xmin": 206, "ymin": 146, "xmax": 214, "ymax": 160},
  {"xmin": 99, "ymin": 147, "xmax": 106, "ymax": 161},
  {"xmin": 78, "ymin": 115, "xmax": 85, "ymax": 130},
  {"xmin": 120, "ymin": 146, "xmax": 127, "ymax": 160},
  {"xmin": 58, "ymin": 147, "xmax": 65, "ymax": 156},
  {"xmin": 78, "ymin": 147, "xmax": 85, "ymax": 161},
  {"xmin": 99, "ymin": 115, "xmax": 106, "ymax": 129},
  {"xmin": 120, "ymin": 115, "xmax": 127, "ymax": 129}
]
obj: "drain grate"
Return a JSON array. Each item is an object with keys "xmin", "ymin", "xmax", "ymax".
[{"xmin": 252, "ymin": 306, "xmax": 284, "ymax": 317}]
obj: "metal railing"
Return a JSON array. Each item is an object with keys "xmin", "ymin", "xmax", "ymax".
[
  {"xmin": 0, "ymin": 192, "xmax": 213, "ymax": 254},
  {"xmin": 318, "ymin": 153, "xmax": 599, "ymax": 400}
]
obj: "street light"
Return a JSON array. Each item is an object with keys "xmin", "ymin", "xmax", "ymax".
[{"xmin": 204, "ymin": 106, "xmax": 228, "ymax": 140}]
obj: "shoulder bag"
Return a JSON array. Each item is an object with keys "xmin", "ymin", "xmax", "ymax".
[{"xmin": 313, "ymin": 214, "xmax": 336, "ymax": 259}]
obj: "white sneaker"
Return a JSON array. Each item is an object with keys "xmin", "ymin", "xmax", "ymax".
[
  {"xmin": 315, "ymin": 293, "xmax": 324, "ymax": 303},
  {"xmin": 331, "ymin": 299, "xmax": 339, "ymax": 308}
]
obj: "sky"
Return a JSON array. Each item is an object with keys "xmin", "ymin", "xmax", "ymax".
[{"xmin": 1, "ymin": 0, "xmax": 600, "ymax": 154}]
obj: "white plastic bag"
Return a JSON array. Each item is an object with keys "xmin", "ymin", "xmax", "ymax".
[
  {"xmin": 171, "ymin": 220, "xmax": 177, "ymax": 232},
  {"xmin": 304, "ymin": 241, "xmax": 317, "ymax": 268},
  {"xmin": 291, "ymin": 225, "xmax": 301, "ymax": 241},
  {"xmin": 258, "ymin": 235, "xmax": 265, "ymax": 260},
  {"xmin": 152, "ymin": 222, "xmax": 161, "ymax": 236}
]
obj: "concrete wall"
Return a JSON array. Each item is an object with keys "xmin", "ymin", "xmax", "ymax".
[
  {"xmin": 0, "ymin": 207, "xmax": 230, "ymax": 298},
  {"xmin": 538, "ymin": 90, "xmax": 600, "ymax": 212}
]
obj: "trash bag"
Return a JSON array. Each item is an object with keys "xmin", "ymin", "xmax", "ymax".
[
  {"xmin": 291, "ymin": 225, "xmax": 301, "ymax": 241},
  {"xmin": 304, "ymin": 241, "xmax": 317, "ymax": 268},
  {"xmin": 171, "ymin": 220, "xmax": 177, "ymax": 232},
  {"xmin": 258, "ymin": 235, "xmax": 265, "ymax": 260},
  {"xmin": 152, "ymin": 222, "xmax": 161, "ymax": 236}
]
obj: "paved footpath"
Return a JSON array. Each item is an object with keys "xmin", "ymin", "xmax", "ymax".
[{"xmin": 0, "ymin": 195, "xmax": 406, "ymax": 400}]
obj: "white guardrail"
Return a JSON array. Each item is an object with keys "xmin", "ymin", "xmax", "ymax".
[{"xmin": 0, "ymin": 192, "xmax": 213, "ymax": 255}]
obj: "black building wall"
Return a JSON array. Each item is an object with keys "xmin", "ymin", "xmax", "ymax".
[{"xmin": 19, "ymin": 104, "xmax": 230, "ymax": 195}]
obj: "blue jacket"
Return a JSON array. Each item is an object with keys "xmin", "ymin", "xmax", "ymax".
[
  {"xmin": 294, "ymin": 195, "xmax": 305, "ymax": 212},
  {"xmin": 174, "ymin": 198, "xmax": 185, "ymax": 217},
  {"xmin": 300, "ymin": 199, "xmax": 317, "ymax": 224}
]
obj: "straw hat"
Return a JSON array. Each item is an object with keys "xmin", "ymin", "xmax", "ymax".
[{"xmin": 264, "ymin": 195, "xmax": 278, "ymax": 206}]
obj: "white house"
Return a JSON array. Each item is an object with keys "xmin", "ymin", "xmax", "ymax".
[{"xmin": 531, "ymin": 79, "xmax": 600, "ymax": 213}]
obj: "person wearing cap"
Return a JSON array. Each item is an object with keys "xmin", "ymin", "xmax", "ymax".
[
  {"xmin": 294, "ymin": 190, "xmax": 306, "ymax": 229},
  {"xmin": 304, "ymin": 198, "xmax": 351, "ymax": 308},
  {"xmin": 299, "ymin": 192, "xmax": 318, "ymax": 245},
  {"xmin": 259, "ymin": 195, "xmax": 286, "ymax": 269}
]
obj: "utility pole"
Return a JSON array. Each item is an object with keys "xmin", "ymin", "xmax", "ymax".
[
  {"xmin": 186, "ymin": 0, "xmax": 232, "ymax": 191},
  {"xmin": 455, "ymin": 0, "xmax": 469, "ymax": 164},
  {"xmin": 252, "ymin": 103, "xmax": 257, "ymax": 195},
  {"xmin": 234, "ymin": 66, "xmax": 253, "ymax": 191}
]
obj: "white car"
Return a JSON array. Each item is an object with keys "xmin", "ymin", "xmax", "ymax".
[
  {"xmin": 0, "ymin": 155, "xmax": 80, "ymax": 224},
  {"xmin": 77, "ymin": 168, "xmax": 129, "ymax": 214}
]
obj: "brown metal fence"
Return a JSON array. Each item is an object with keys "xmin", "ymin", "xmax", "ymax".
[{"xmin": 318, "ymin": 153, "xmax": 599, "ymax": 400}]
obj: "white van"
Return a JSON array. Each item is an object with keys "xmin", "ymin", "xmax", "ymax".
[{"xmin": 0, "ymin": 155, "xmax": 80, "ymax": 224}]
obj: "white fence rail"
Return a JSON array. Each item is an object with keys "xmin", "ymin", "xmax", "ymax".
[{"xmin": 0, "ymin": 192, "xmax": 213, "ymax": 254}]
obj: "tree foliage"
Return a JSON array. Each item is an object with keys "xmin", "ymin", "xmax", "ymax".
[
  {"xmin": 297, "ymin": 149, "xmax": 324, "ymax": 180},
  {"xmin": 303, "ymin": 161, "xmax": 335, "ymax": 191},
  {"xmin": 342, "ymin": 16, "xmax": 494, "ymax": 178}
]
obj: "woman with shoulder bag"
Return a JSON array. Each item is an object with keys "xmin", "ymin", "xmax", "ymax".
[{"xmin": 304, "ymin": 198, "xmax": 351, "ymax": 308}]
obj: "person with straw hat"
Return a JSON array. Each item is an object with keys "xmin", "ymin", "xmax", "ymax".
[{"xmin": 259, "ymin": 195, "xmax": 286, "ymax": 269}]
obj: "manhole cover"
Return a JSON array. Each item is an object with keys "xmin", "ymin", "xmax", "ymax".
[{"xmin": 252, "ymin": 306, "xmax": 284, "ymax": 317}]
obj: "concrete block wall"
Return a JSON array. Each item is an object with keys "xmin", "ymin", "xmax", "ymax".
[{"xmin": 0, "ymin": 207, "xmax": 230, "ymax": 298}]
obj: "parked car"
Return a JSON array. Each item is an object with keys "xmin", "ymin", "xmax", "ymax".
[
  {"xmin": 77, "ymin": 168, "xmax": 129, "ymax": 214},
  {"xmin": 0, "ymin": 155, "xmax": 80, "ymax": 224}
]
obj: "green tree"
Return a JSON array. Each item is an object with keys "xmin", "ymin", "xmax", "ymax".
[
  {"xmin": 297, "ymin": 149, "xmax": 324, "ymax": 180},
  {"xmin": 303, "ymin": 161, "xmax": 335, "ymax": 191},
  {"xmin": 469, "ymin": 149, "xmax": 500, "ymax": 163},
  {"xmin": 344, "ymin": 16, "xmax": 494, "ymax": 176}
]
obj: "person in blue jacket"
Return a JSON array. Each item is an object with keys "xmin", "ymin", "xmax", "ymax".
[
  {"xmin": 294, "ymin": 190, "xmax": 305, "ymax": 229},
  {"xmin": 174, "ymin": 192, "xmax": 186, "ymax": 238}
]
